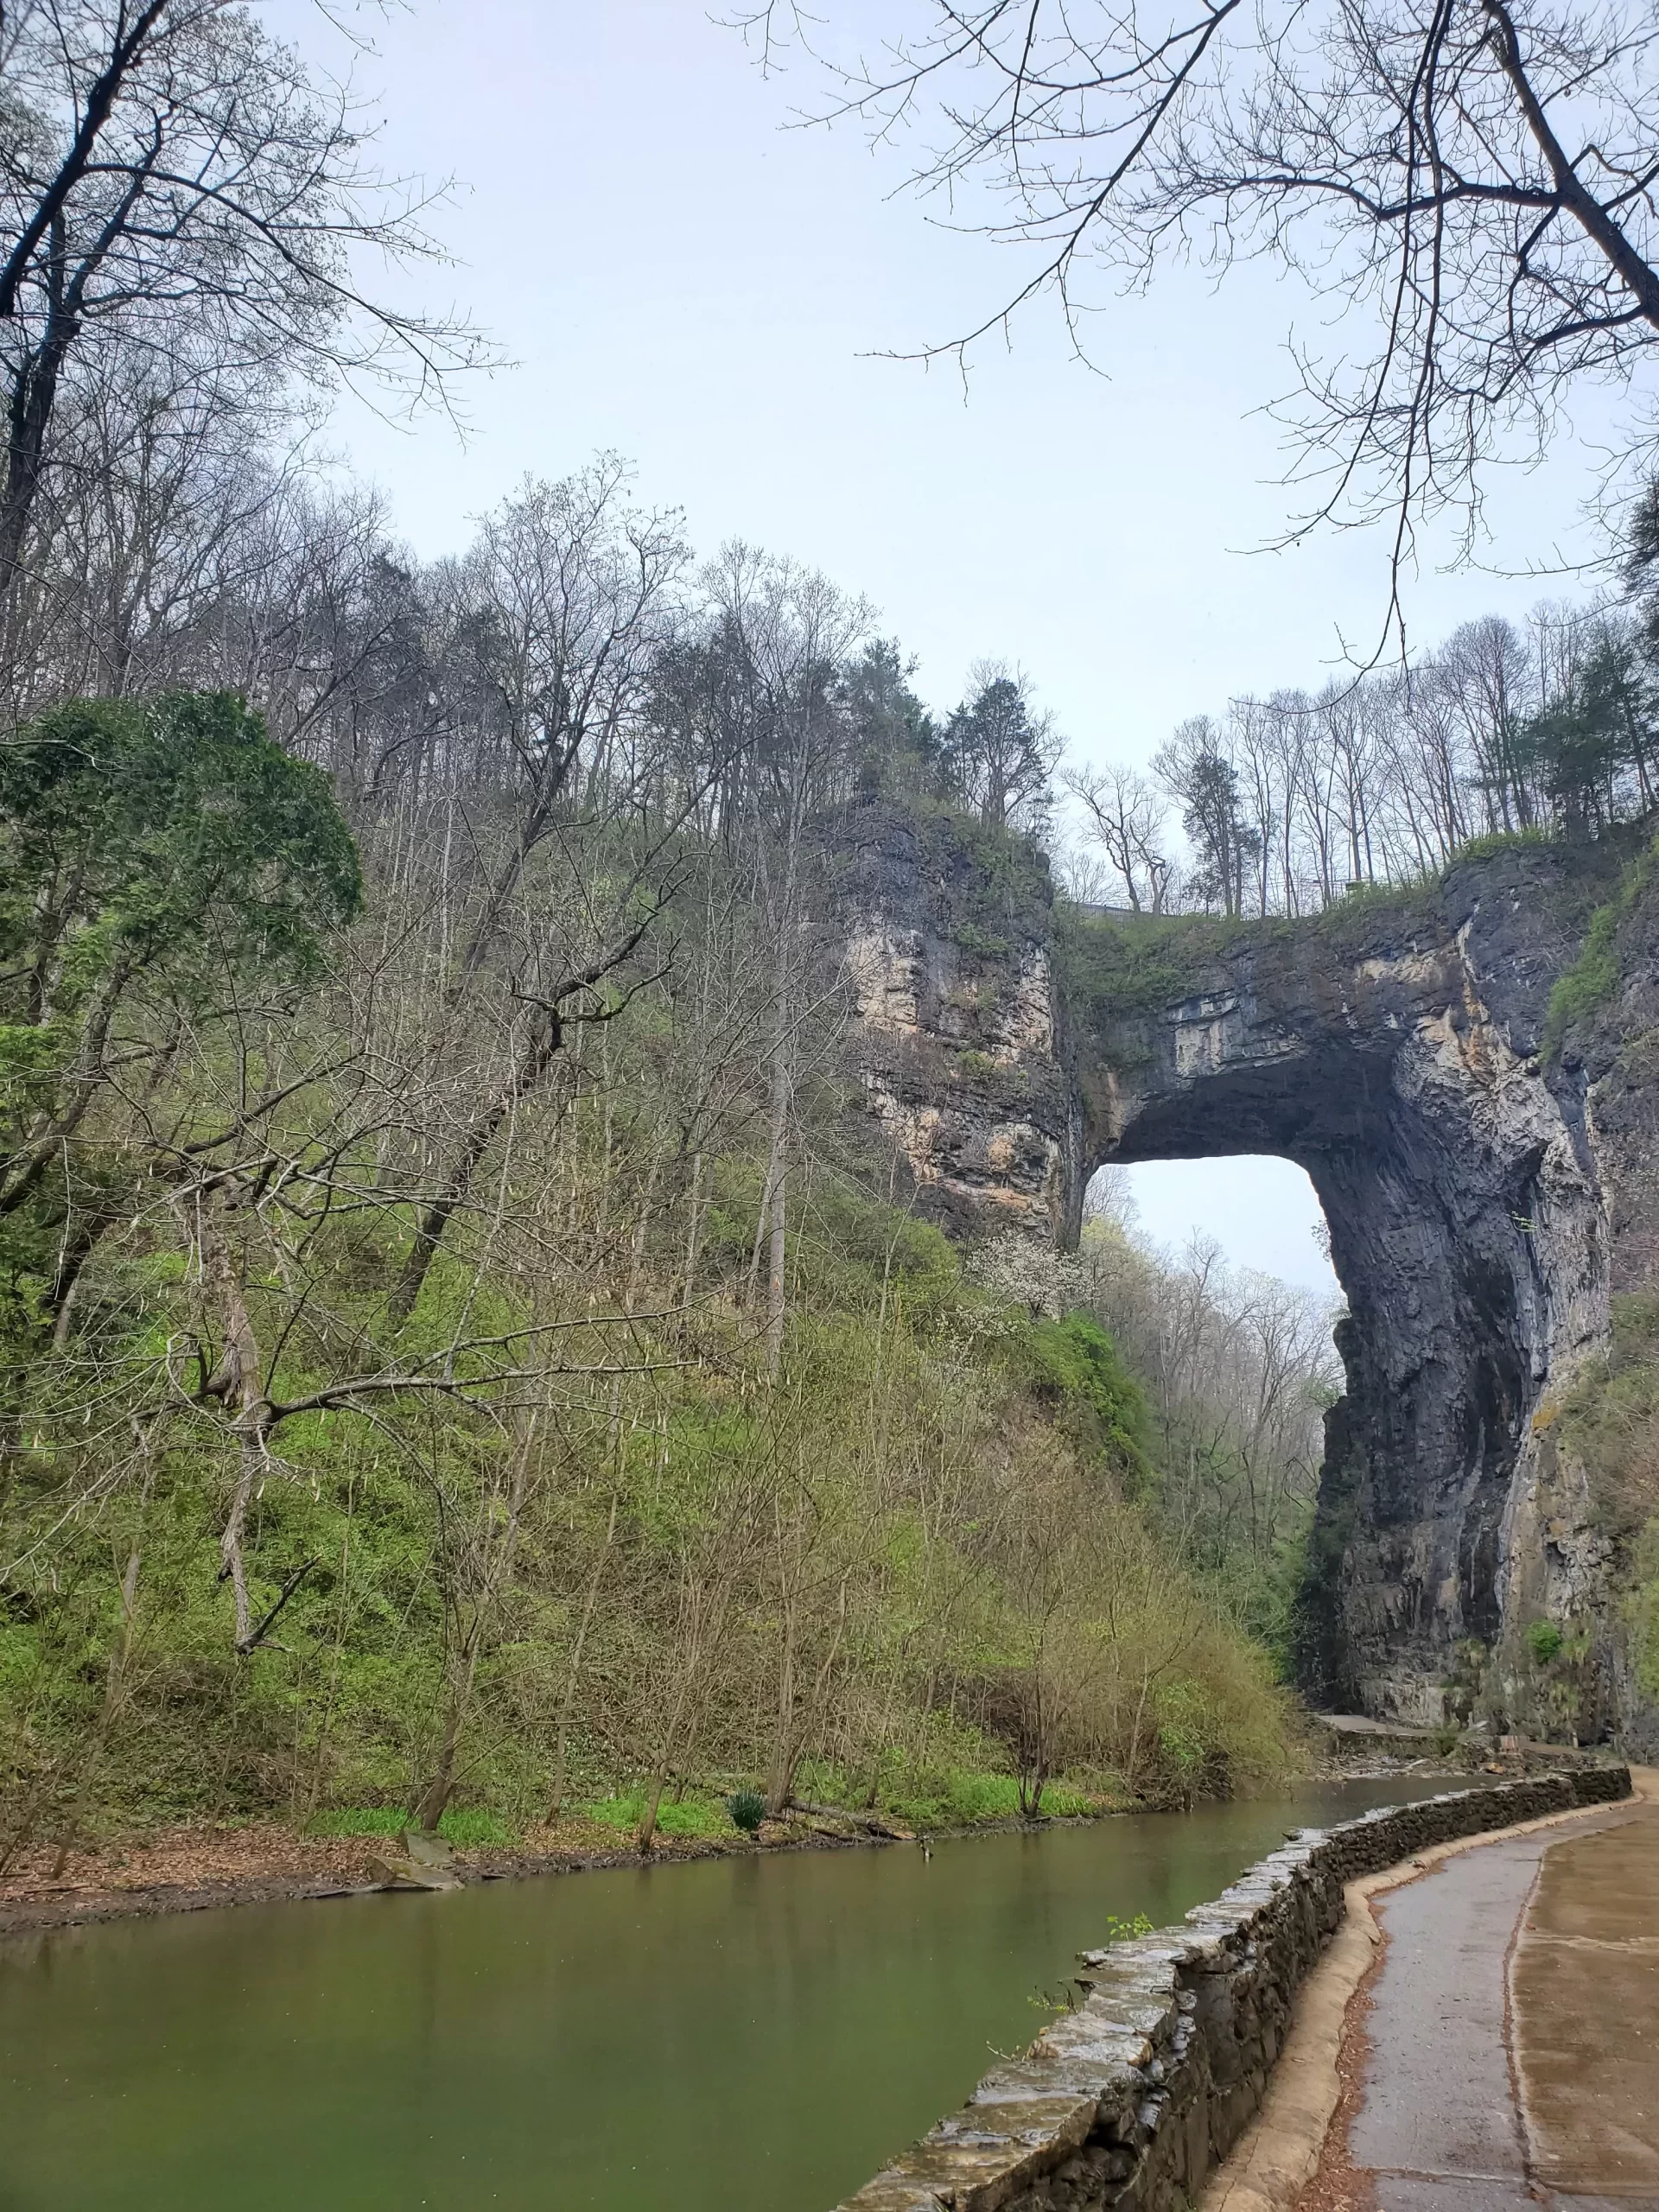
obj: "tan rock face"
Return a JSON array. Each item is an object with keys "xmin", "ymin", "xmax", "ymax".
[{"xmin": 836, "ymin": 816, "xmax": 1076, "ymax": 1242}]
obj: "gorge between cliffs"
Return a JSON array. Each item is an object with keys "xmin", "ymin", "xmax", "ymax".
[{"xmin": 836, "ymin": 803, "xmax": 1659, "ymax": 1753}]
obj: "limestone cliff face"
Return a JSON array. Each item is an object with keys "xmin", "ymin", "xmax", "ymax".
[
  {"xmin": 1535, "ymin": 850, "xmax": 1659, "ymax": 1757},
  {"xmin": 836, "ymin": 802, "xmax": 1654, "ymax": 1743},
  {"xmin": 828, "ymin": 804, "xmax": 1077, "ymax": 1241}
]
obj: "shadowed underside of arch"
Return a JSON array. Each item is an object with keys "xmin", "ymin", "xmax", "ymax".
[{"xmin": 838, "ymin": 805, "xmax": 1617, "ymax": 1723}]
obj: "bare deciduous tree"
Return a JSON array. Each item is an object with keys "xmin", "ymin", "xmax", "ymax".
[
  {"xmin": 743, "ymin": 0, "xmax": 1659, "ymax": 615},
  {"xmin": 0, "ymin": 0, "xmax": 480, "ymax": 613},
  {"xmin": 1064, "ymin": 759, "xmax": 1172, "ymax": 911}
]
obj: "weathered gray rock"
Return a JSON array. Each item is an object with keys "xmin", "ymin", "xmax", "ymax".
[{"xmin": 369, "ymin": 1827, "xmax": 462, "ymax": 1891}]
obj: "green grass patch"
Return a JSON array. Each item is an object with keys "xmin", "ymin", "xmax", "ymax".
[
  {"xmin": 1544, "ymin": 902, "xmax": 1623, "ymax": 1055},
  {"xmin": 305, "ymin": 1805, "xmax": 516, "ymax": 1846},
  {"xmin": 1300, "ymin": 875, "xmax": 1439, "ymax": 959},
  {"xmin": 1543, "ymin": 839, "xmax": 1658, "ymax": 1058},
  {"xmin": 1054, "ymin": 906, "xmax": 1247, "ymax": 1025},
  {"xmin": 1450, "ymin": 827, "xmax": 1552, "ymax": 863},
  {"xmin": 580, "ymin": 1791, "xmax": 737, "ymax": 1839},
  {"xmin": 436, "ymin": 1808, "xmax": 515, "ymax": 1847},
  {"xmin": 306, "ymin": 1806, "xmax": 409, "ymax": 1838},
  {"xmin": 1054, "ymin": 880, "xmax": 1440, "ymax": 1042},
  {"xmin": 1627, "ymin": 1519, "xmax": 1659, "ymax": 1702},
  {"xmin": 881, "ymin": 1769, "xmax": 1096, "ymax": 1829}
]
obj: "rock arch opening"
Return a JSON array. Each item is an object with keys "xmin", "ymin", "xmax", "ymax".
[{"xmin": 1093, "ymin": 1156, "xmax": 1338, "ymax": 1299}]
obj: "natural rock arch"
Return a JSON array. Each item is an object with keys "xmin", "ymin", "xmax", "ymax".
[
  {"xmin": 1062, "ymin": 880, "xmax": 1607, "ymax": 1719},
  {"xmin": 840, "ymin": 806, "xmax": 1618, "ymax": 1723}
]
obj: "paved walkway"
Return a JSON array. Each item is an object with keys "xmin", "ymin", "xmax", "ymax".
[{"xmin": 1349, "ymin": 1788, "xmax": 1659, "ymax": 2212}]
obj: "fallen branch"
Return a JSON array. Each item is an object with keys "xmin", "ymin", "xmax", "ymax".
[
  {"xmin": 785, "ymin": 1798, "xmax": 910, "ymax": 1839},
  {"xmin": 238, "ymin": 1555, "xmax": 322, "ymax": 1656}
]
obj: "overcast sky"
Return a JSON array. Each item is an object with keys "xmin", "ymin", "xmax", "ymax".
[{"xmin": 286, "ymin": 0, "xmax": 1630, "ymax": 1299}]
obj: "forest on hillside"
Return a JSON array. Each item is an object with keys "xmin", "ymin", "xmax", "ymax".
[
  {"xmin": 0, "ymin": 460, "xmax": 1344, "ymax": 1858},
  {"xmin": 3, "ymin": 0, "xmax": 1656, "ymax": 1864}
]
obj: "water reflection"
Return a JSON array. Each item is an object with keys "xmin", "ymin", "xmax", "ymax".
[{"xmin": 0, "ymin": 1781, "xmax": 1428, "ymax": 2212}]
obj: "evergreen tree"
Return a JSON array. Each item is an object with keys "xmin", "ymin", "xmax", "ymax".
[
  {"xmin": 1516, "ymin": 635, "xmax": 1656, "ymax": 832},
  {"xmin": 842, "ymin": 638, "xmax": 937, "ymax": 797},
  {"xmin": 1154, "ymin": 719, "xmax": 1261, "ymax": 915},
  {"xmin": 938, "ymin": 665, "xmax": 1057, "ymax": 832}
]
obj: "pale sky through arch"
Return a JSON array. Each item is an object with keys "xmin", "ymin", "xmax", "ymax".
[
  {"xmin": 277, "ymin": 0, "xmax": 1621, "ymax": 1290},
  {"xmin": 1118, "ymin": 1160, "xmax": 1340, "ymax": 1300}
]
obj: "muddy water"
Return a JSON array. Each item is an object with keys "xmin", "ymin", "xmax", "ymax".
[{"xmin": 0, "ymin": 1780, "xmax": 1429, "ymax": 2212}]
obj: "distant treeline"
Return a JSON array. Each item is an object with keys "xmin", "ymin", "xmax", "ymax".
[
  {"xmin": 1066, "ymin": 578, "xmax": 1659, "ymax": 921},
  {"xmin": 11, "ymin": 352, "xmax": 1657, "ymax": 944}
]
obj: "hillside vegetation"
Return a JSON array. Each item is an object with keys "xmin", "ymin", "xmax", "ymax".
[
  {"xmin": 10, "ymin": 0, "xmax": 1659, "ymax": 1865},
  {"xmin": 0, "ymin": 671, "xmax": 1306, "ymax": 1869}
]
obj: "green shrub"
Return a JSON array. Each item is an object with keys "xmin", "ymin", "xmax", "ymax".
[
  {"xmin": 1099, "ymin": 1912, "xmax": 1155, "ymax": 1942},
  {"xmin": 1013, "ymin": 1312, "xmax": 1152, "ymax": 1485},
  {"xmin": 727, "ymin": 1787, "xmax": 767, "ymax": 1834},
  {"xmin": 1524, "ymin": 1618, "xmax": 1564, "ymax": 1667},
  {"xmin": 954, "ymin": 921, "xmax": 1010, "ymax": 959}
]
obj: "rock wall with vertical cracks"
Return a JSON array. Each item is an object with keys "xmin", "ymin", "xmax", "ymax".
[
  {"xmin": 824, "ymin": 802, "xmax": 1079, "ymax": 1243},
  {"xmin": 832, "ymin": 802, "xmax": 1654, "ymax": 1739}
]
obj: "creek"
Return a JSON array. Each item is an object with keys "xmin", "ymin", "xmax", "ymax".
[{"xmin": 0, "ymin": 1779, "xmax": 1429, "ymax": 2212}]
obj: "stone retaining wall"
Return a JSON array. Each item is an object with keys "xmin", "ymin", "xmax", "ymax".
[{"xmin": 836, "ymin": 1769, "xmax": 1631, "ymax": 2212}]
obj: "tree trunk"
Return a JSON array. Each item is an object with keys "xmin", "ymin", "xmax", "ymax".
[
  {"xmin": 48, "ymin": 1431, "xmax": 156, "ymax": 1877},
  {"xmin": 760, "ymin": 980, "xmax": 790, "ymax": 1376},
  {"xmin": 0, "ymin": 302, "xmax": 65, "ymax": 614},
  {"xmin": 188, "ymin": 1185, "xmax": 270, "ymax": 1652},
  {"xmin": 765, "ymin": 1587, "xmax": 798, "ymax": 1819},
  {"xmin": 545, "ymin": 1478, "xmax": 620, "ymax": 1823},
  {"xmin": 414, "ymin": 1644, "xmax": 478, "ymax": 1833},
  {"xmin": 416, "ymin": 1413, "xmax": 538, "ymax": 1829},
  {"xmin": 303, "ymin": 1486, "xmax": 358, "ymax": 1821},
  {"xmin": 0, "ymin": 955, "xmax": 134, "ymax": 1219},
  {"xmin": 635, "ymin": 1652, "xmax": 697, "ymax": 1853},
  {"xmin": 387, "ymin": 1013, "xmax": 559, "ymax": 1325},
  {"xmin": 636, "ymin": 1572, "xmax": 713, "ymax": 1853},
  {"xmin": 681, "ymin": 1149, "xmax": 705, "ymax": 1313}
]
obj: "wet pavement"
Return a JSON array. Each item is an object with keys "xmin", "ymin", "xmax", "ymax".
[{"xmin": 1350, "ymin": 1783, "xmax": 1659, "ymax": 2212}]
